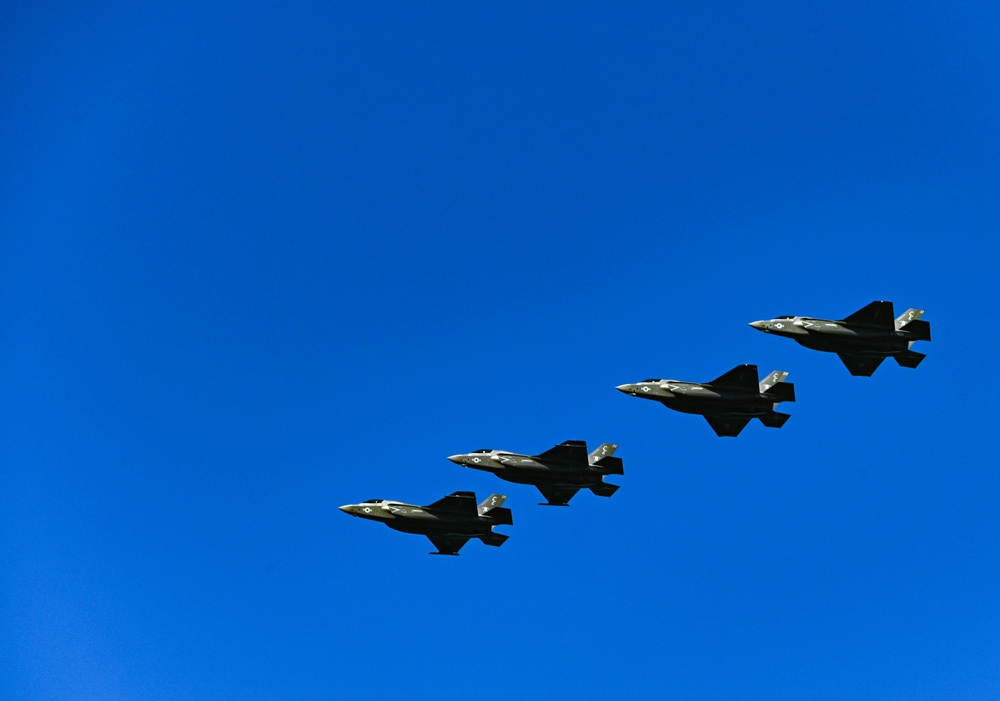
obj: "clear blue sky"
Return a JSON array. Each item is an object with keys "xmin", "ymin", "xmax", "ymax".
[{"xmin": 3, "ymin": 2, "xmax": 999, "ymax": 699}]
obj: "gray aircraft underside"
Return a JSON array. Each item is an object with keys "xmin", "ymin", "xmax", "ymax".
[
  {"xmin": 339, "ymin": 491, "xmax": 511, "ymax": 555},
  {"xmin": 448, "ymin": 440, "xmax": 623, "ymax": 506},
  {"xmin": 750, "ymin": 300, "xmax": 930, "ymax": 376},
  {"xmin": 616, "ymin": 364, "xmax": 795, "ymax": 437}
]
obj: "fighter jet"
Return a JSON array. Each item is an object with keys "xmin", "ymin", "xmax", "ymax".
[
  {"xmin": 616, "ymin": 364, "xmax": 795, "ymax": 437},
  {"xmin": 749, "ymin": 301, "xmax": 931, "ymax": 376},
  {"xmin": 447, "ymin": 440, "xmax": 622, "ymax": 506},
  {"xmin": 339, "ymin": 491, "xmax": 512, "ymax": 555}
]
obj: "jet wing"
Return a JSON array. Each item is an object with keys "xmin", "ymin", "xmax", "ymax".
[
  {"xmin": 842, "ymin": 301, "xmax": 894, "ymax": 328},
  {"xmin": 837, "ymin": 353, "xmax": 886, "ymax": 376},
  {"xmin": 707, "ymin": 364, "xmax": 759, "ymax": 390},
  {"xmin": 537, "ymin": 486, "xmax": 580, "ymax": 506},
  {"xmin": 426, "ymin": 492, "xmax": 479, "ymax": 515},
  {"xmin": 427, "ymin": 536, "xmax": 470, "ymax": 555},
  {"xmin": 536, "ymin": 441, "xmax": 589, "ymax": 463},
  {"xmin": 704, "ymin": 416, "xmax": 751, "ymax": 437}
]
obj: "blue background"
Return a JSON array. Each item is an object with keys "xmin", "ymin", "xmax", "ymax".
[{"xmin": 3, "ymin": 2, "xmax": 999, "ymax": 699}]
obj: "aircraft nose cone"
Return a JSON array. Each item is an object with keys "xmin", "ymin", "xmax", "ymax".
[
  {"xmin": 749, "ymin": 320, "xmax": 767, "ymax": 330},
  {"xmin": 615, "ymin": 384, "xmax": 633, "ymax": 393},
  {"xmin": 338, "ymin": 505, "xmax": 353, "ymax": 514},
  {"xmin": 447, "ymin": 455, "xmax": 464, "ymax": 465}
]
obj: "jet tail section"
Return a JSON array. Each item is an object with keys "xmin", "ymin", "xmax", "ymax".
[
  {"xmin": 894, "ymin": 308, "xmax": 924, "ymax": 329},
  {"xmin": 767, "ymin": 381, "xmax": 795, "ymax": 404},
  {"xmin": 759, "ymin": 370, "xmax": 789, "ymax": 392},
  {"xmin": 589, "ymin": 482, "xmax": 619, "ymax": 498},
  {"xmin": 487, "ymin": 506, "xmax": 513, "ymax": 526},
  {"xmin": 894, "ymin": 350, "xmax": 926, "ymax": 368},
  {"xmin": 477, "ymin": 493, "xmax": 507, "ymax": 516},
  {"xmin": 758, "ymin": 411, "xmax": 791, "ymax": 428},
  {"xmin": 480, "ymin": 532, "xmax": 509, "ymax": 547},
  {"xmin": 594, "ymin": 455, "xmax": 624, "ymax": 475},
  {"xmin": 901, "ymin": 319, "xmax": 931, "ymax": 342},
  {"xmin": 589, "ymin": 443, "xmax": 623, "ymax": 475},
  {"xmin": 588, "ymin": 443, "xmax": 617, "ymax": 464}
]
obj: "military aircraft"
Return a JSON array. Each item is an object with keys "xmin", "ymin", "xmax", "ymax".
[
  {"xmin": 447, "ymin": 440, "xmax": 622, "ymax": 506},
  {"xmin": 339, "ymin": 491, "xmax": 512, "ymax": 555},
  {"xmin": 749, "ymin": 301, "xmax": 931, "ymax": 376},
  {"xmin": 616, "ymin": 364, "xmax": 794, "ymax": 437}
]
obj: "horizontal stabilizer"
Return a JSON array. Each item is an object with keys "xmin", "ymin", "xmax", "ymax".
[
  {"xmin": 843, "ymin": 301, "xmax": 895, "ymax": 328},
  {"xmin": 487, "ymin": 506, "xmax": 513, "ymax": 526},
  {"xmin": 708, "ymin": 364, "xmax": 759, "ymax": 390},
  {"xmin": 901, "ymin": 319, "xmax": 931, "ymax": 342},
  {"xmin": 480, "ymin": 532, "xmax": 509, "ymax": 547},
  {"xmin": 837, "ymin": 353, "xmax": 885, "ymax": 376},
  {"xmin": 894, "ymin": 350, "xmax": 926, "ymax": 368},
  {"xmin": 428, "ymin": 492, "xmax": 479, "ymax": 515},
  {"xmin": 758, "ymin": 411, "xmax": 791, "ymax": 429},
  {"xmin": 767, "ymin": 381, "xmax": 795, "ymax": 403},
  {"xmin": 537, "ymin": 441, "xmax": 589, "ymax": 464},
  {"xmin": 589, "ymin": 482, "xmax": 619, "ymax": 498},
  {"xmin": 594, "ymin": 455, "xmax": 624, "ymax": 475},
  {"xmin": 704, "ymin": 415, "xmax": 751, "ymax": 437}
]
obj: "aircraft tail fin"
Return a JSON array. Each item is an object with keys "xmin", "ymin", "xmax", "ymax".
[
  {"xmin": 587, "ymin": 443, "xmax": 625, "ymax": 475},
  {"xmin": 477, "ymin": 493, "xmax": 507, "ymax": 516},
  {"xmin": 589, "ymin": 482, "xmax": 620, "ymax": 498},
  {"xmin": 894, "ymin": 350, "xmax": 926, "ymax": 369},
  {"xmin": 894, "ymin": 308, "xmax": 924, "ymax": 330},
  {"xmin": 480, "ymin": 532, "xmax": 509, "ymax": 547},
  {"xmin": 588, "ymin": 443, "xmax": 617, "ymax": 464},
  {"xmin": 758, "ymin": 411, "xmax": 791, "ymax": 429},
  {"xmin": 759, "ymin": 369, "xmax": 792, "ymax": 392},
  {"xmin": 588, "ymin": 443, "xmax": 623, "ymax": 474}
]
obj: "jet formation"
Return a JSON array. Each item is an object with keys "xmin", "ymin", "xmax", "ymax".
[
  {"xmin": 342, "ymin": 300, "xmax": 930, "ymax": 553},
  {"xmin": 339, "ymin": 491, "xmax": 511, "ymax": 555},
  {"xmin": 750, "ymin": 301, "xmax": 931, "ymax": 376},
  {"xmin": 448, "ymin": 440, "xmax": 623, "ymax": 506},
  {"xmin": 616, "ymin": 364, "xmax": 795, "ymax": 437}
]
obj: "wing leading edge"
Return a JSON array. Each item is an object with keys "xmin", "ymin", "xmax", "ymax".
[
  {"xmin": 704, "ymin": 416, "xmax": 751, "ymax": 437},
  {"xmin": 536, "ymin": 441, "xmax": 589, "ymax": 463},
  {"xmin": 707, "ymin": 364, "xmax": 759, "ymax": 391}
]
